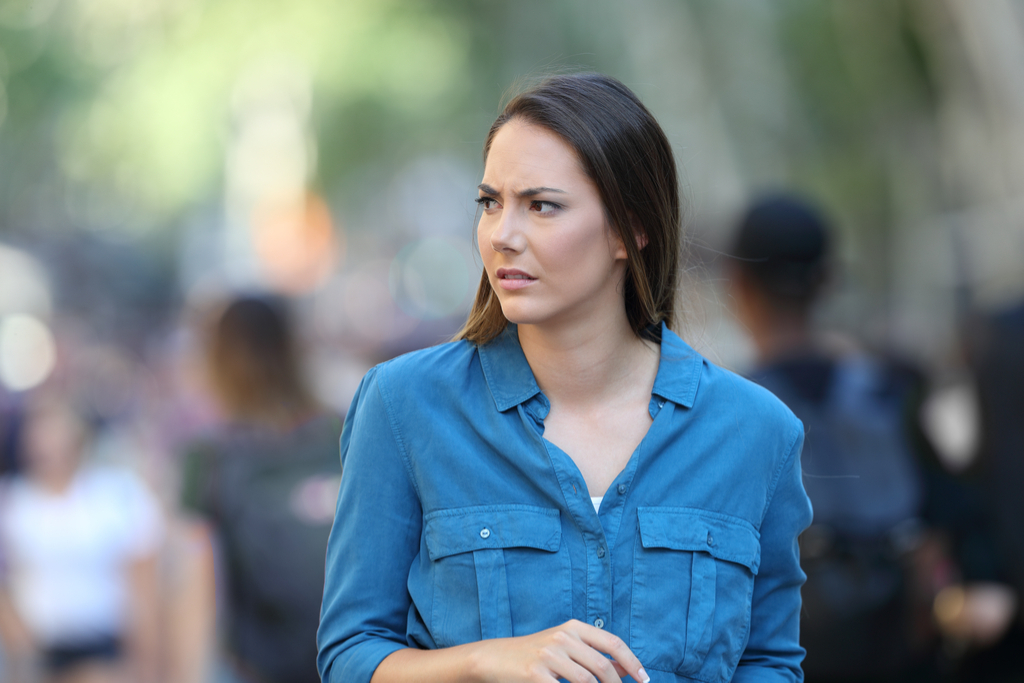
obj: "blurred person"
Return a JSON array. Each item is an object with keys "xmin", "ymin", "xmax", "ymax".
[
  {"xmin": 724, "ymin": 193, "xmax": 959, "ymax": 683},
  {"xmin": 317, "ymin": 73, "xmax": 813, "ymax": 683},
  {"xmin": 952, "ymin": 300, "xmax": 1024, "ymax": 683},
  {"xmin": 0, "ymin": 396, "xmax": 162, "ymax": 683},
  {"xmin": 177, "ymin": 295, "xmax": 341, "ymax": 683}
]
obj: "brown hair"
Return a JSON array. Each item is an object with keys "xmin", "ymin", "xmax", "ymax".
[
  {"xmin": 456, "ymin": 73, "xmax": 682, "ymax": 344},
  {"xmin": 206, "ymin": 296, "xmax": 316, "ymax": 426}
]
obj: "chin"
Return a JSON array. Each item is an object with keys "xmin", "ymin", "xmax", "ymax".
[{"xmin": 496, "ymin": 302, "xmax": 547, "ymax": 327}]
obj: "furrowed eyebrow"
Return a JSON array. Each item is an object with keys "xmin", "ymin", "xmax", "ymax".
[
  {"xmin": 476, "ymin": 184, "xmax": 567, "ymax": 198},
  {"xmin": 517, "ymin": 186, "xmax": 566, "ymax": 198}
]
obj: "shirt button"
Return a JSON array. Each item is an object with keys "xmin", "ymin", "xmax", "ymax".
[
  {"xmin": 594, "ymin": 617, "xmax": 605, "ymax": 629},
  {"xmin": 617, "ymin": 483, "xmax": 627, "ymax": 495},
  {"xmin": 596, "ymin": 546, "xmax": 606, "ymax": 558},
  {"xmin": 480, "ymin": 528, "xmax": 491, "ymax": 539},
  {"xmin": 707, "ymin": 532, "xmax": 714, "ymax": 546}
]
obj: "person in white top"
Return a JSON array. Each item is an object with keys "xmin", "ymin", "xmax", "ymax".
[{"xmin": 0, "ymin": 397, "xmax": 163, "ymax": 683}]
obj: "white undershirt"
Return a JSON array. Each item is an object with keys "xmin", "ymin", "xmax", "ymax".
[{"xmin": 591, "ymin": 496, "xmax": 603, "ymax": 514}]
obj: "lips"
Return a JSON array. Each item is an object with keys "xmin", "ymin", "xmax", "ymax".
[
  {"xmin": 497, "ymin": 268, "xmax": 535, "ymax": 280},
  {"xmin": 495, "ymin": 268, "xmax": 537, "ymax": 290}
]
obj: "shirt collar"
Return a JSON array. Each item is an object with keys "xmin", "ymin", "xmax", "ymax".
[
  {"xmin": 651, "ymin": 323, "xmax": 703, "ymax": 408},
  {"xmin": 478, "ymin": 322, "xmax": 703, "ymax": 413},
  {"xmin": 477, "ymin": 325, "xmax": 544, "ymax": 412}
]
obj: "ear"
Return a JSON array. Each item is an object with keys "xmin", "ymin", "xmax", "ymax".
[
  {"xmin": 612, "ymin": 213, "xmax": 647, "ymax": 260},
  {"xmin": 631, "ymin": 212, "xmax": 648, "ymax": 250}
]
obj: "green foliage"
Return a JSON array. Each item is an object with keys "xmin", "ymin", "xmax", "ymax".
[{"xmin": 0, "ymin": 0, "xmax": 975, "ymax": 264}]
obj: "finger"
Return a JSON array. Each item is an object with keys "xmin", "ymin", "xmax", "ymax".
[
  {"xmin": 542, "ymin": 629, "xmax": 620, "ymax": 683},
  {"xmin": 565, "ymin": 646, "xmax": 627, "ymax": 683},
  {"xmin": 547, "ymin": 659, "xmax": 603, "ymax": 683},
  {"xmin": 575, "ymin": 626, "xmax": 649, "ymax": 683}
]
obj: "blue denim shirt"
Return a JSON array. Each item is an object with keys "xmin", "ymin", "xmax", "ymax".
[{"xmin": 318, "ymin": 324, "xmax": 812, "ymax": 683}]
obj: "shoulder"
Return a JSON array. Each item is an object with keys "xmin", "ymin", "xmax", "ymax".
[
  {"xmin": 180, "ymin": 430, "xmax": 228, "ymax": 479},
  {"xmin": 715, "ymin": 361, "xmax": 798, "ymax": 416},
  {"xmin": 709, "ymin": 360, "xmax": 803, "ymax": 446},
  {"xmin": 367, "ymin": 339, "xmax": 481, "ymax": 402},
  {"xmin": 994, "ymin": 299, "xmax": 1024, "ymax": 327},
  {"xmin": 344, "ymin": 339, "xmax": 482, "ymax": 430},
  {"xmin": 663, "ymin": 329, "xmax": 802, "ymax": 444},
  {"xmin": 375, "ymin": 339, "xmax": 478, "ymax": 382}
]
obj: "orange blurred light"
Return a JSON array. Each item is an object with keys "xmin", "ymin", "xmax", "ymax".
[{"xmin": 251, "ymin": 191, "xmax": 342, "ymax": 295}]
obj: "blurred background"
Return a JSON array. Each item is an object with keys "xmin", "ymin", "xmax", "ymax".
[
  {"xmin": 3, "ymin": 0, "xmax": 1024, "ymax": 391},
  {"xmin": 1, "ymin": 0, "xmax": 1023, "ymax": 682}
]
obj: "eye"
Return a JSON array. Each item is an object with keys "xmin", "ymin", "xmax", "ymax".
[
  {"xmin": 475, "ymin": 196, "xmax": 500, "ymax": 211},
  {"xmin": 529, "ymin": 200, "xmax": 560, "ymax": 215}
]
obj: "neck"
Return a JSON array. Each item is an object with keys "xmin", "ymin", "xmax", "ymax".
[
  {"xmin": 750, "ymin": 314, "xmax": 814, "ymax": 365},
  {"xmin": 730, "ymin": 274, "xmax": 817, "ymax": 366},
  {"xmin": 33, "ymin": 468, "xmax": 78, "ymax": 495},
  {"xmin": 517, "ymin": 313, "xmax": 658, "ymax": 408}
]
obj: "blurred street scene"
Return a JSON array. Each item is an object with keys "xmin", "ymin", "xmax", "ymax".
[{"xmin": 0, "ymin": 0, "xmax": 1023, "ymax": 681}]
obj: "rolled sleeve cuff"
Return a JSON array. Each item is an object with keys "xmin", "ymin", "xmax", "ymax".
[{"xmin": 325, "ymin": 638, "xmax": 409, "ymax": 683}]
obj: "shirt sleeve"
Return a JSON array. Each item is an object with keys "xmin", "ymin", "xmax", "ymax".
[
  {"xmin": 317, "ymin": 365, "xmax": 423, "ymax": 683},
  {"xmin": 734, "ymin": 423, "xmax": 813, "ymax": 683}
]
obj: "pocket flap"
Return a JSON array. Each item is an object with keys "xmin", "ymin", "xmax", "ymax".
[
  {"xmin": 424, "ymin": 505, "xmax": 561, "ymax": 561},
  {"xmin": 637, "ymin": 507, "xmax": 761, "ymax": 574}
]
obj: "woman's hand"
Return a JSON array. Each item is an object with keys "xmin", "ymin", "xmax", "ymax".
[
  {"xmin": 373, "ymin": 619, "xmax": 650, "ymax": 683},
  {"xmin": 465, "ymin": 619, "xmax": 650, "ymax": 683}
]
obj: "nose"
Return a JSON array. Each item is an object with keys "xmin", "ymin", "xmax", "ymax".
[{"xmin": 486, "ymin": 209, "xmax": 524, "ymax": 254}]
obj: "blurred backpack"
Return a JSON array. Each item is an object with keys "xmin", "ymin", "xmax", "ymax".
[
  {"xmin": 752, "ymin": 353, "xmax": 930, "ymax": 680},
  {"xmin": 181, "ymin": 413, "xmax": 342, "ymax": 683}
]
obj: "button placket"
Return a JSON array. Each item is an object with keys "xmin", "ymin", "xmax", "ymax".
[{"xmin": 579, "ymin": 515, "xmax": 612, "ymax": 641}]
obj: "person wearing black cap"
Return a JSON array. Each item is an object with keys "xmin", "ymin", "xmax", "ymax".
[
  {"xmin": 725, "ymin": 193, "xmax": 947, "ymax": 683},
  {"xmin": 726, "ymin": 194, "xmax": 834, "ymax": 365}
]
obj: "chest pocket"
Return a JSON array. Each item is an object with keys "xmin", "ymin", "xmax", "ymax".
[
  {"xmin": 424, "ymin": 505, "xmax": 570, "ymax": 647},
  {"xmin": 631, "ymin": 507, "xmax": 761, "ymax": 680}
]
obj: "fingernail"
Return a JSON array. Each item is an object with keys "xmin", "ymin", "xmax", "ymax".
[{"xmin": 638, "ymin": 667, "xmax": 650, "ymax": 683}]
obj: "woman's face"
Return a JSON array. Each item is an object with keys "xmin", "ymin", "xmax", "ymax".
[
  {"xmin": 23, "ymin": 405, "xmax": 84, "ymax": 482},
  {"xmin": 477, "ymin": 120, "xmax": 628, "ymax": 331}
]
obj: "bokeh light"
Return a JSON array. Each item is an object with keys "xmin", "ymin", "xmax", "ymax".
[
  {"xmin": 0, "ymin": 313, "xmax": 57, "ymax": 391},
  {"xmin": 0, "ymin": 243, "xmax": 51, "ymax": 317}
]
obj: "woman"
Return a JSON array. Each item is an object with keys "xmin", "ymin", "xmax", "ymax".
[
  {"xmin": 318, "ymin": 73, "xmax": 812, "ymax": 683},
  {"xmin": 0, "ymin": 398, "xmax": 162, "ymax": 683},
  {"xmin": 179, "ymin": 296, "xmax": 341, "ymax": 683}
]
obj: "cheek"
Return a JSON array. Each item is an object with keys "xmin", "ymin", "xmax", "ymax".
[
  {"xmin": 477, "ymin": 221, "xmax": 494, "ymax": 266},
  {"xmin": 540, "ymin": 223, "xmax": 616, "ymax": 273},
  {"xmin": 543, "ymin": 234, "xmax": 585, "ymax": 267}
]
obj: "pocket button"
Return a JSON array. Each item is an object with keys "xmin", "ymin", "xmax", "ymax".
[
  {"xmin": 480, "ymin": 528, "xmax": 491, "ymax": 539},
  {"xmin": 706, "ymin": 532, "xmax": 714, "ymax": 546}
]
